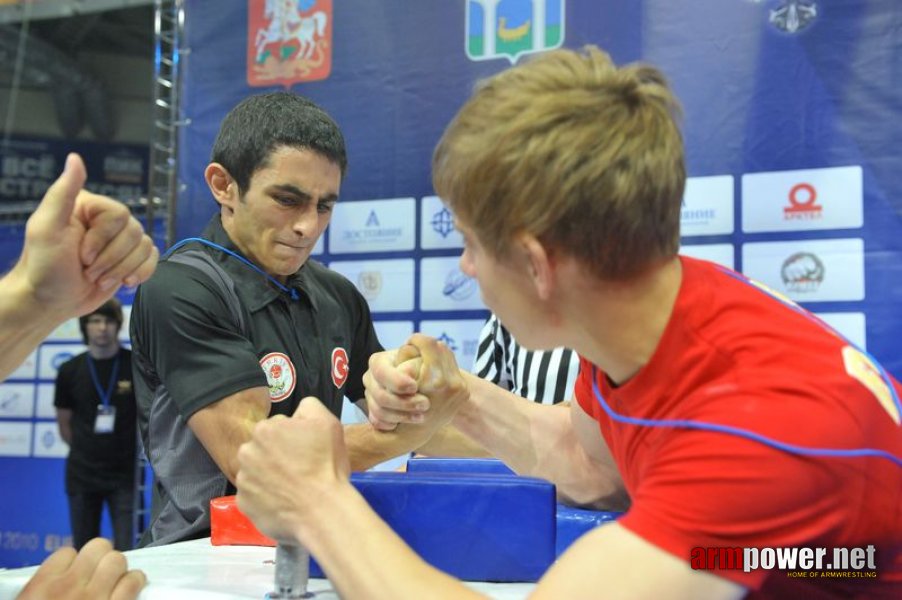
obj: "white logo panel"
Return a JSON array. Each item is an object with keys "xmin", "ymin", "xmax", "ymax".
[
  {"xmin": 8, "ymin": 351, "xmax": 37, "ymax": 380},
  {"xmin": 38, "ymin": 344, "xmax": 85, "ymax": 380},
  {"xmin": 47, "ymin": 318, "xmax": 82, "ymax": 342},
  {"xmin": 741, "ymin": 166, "xmax": 863, "ymax": 233},
  {"xmin": 329, "ymin": 259, "xmax": 415, "ymax": 313},
  {"xmin": 32, "ymin": 422, "xmax": 69, "ymax": 458},
  {"xmin": 420, "ymin": 196, "xmax": 464, "ymax": 249},
  {"xmin": 815, "ymin": 312, "xmax": 866, "ymax": 350},
  {"xmin": 0, "ymin": 384, "xmax": 35, "ymax": 418},
  {"xmin": 329, "ymin": 198, "xmax": 416, "ymax": 253},
  {"xmin": 741, "ymin": 238, "xmax": 864, "ymax": 302},
  {"xmin": 679, "ymin": 244, "xmax": 735, "ymax": 270},
  {"xmin": 35, "ymin": 384, "xmax": 56, "ymax": 418},
  {"xmin": 418, "ymin": 320, "xmax": 486, "ymax": 373},
  {"xmin": 311, "ymin": 234, "xmax": 325, "ymax": 256},
  {"xmin": 420, "ymin": 257, "xmax": 485, "ymax": 311},
  {"xmin": 373, "ymin": 321, "xmax": 415, "ymax": 350},
  {"xmin": 680, "ymin": 175, "xmax": 734, "ymax": 237},
  {"xmin": 0, "ymin": 421, "xmax": 32, "ymax": 457}
]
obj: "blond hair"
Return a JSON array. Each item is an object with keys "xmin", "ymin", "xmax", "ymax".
[{"xmin": 433, "ymin": 45, "xmax": 685, "ymax": 280}]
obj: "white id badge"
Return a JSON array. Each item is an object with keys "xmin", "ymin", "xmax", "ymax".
[{"xmin": 94, "ymin": 405, "xmax": 116, "ymax": 434}]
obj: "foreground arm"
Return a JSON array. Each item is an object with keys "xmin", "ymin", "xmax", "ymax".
[
  {"xmin": 187, "ymin": 387, "xmax": 272, "ymax": 485},
  {"xmin": 16, "ymin": 538, "xmax": 146, "ymax": 600},
  {"xmin": 236, "ymin": 398, "xmax": 744, "ymax": 600},
  {"xmin": 0, "ymin": 154, "xmax": 157, "ymax": 379},
  {"xmin": 0, "ymin": 153, "xmax": 157, "ymax": 380}
]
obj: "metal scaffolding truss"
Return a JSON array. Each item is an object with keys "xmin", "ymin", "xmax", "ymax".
[{"xmin": 146, "ymin": 0, "xmax": 185, "ymax": 248}]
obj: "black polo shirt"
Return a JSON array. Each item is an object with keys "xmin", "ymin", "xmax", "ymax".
[
  {"xmin": 53, "ymin": 348, "xmax": 137, "ymax": 494},
  {"xmin": 130, "ymin": 214, "xmax": 382, "ymax": 545}
]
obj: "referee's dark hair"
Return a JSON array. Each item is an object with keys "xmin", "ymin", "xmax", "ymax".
[
  {"xmin": 210, "ymin": 91, "xmax": 348, "ymax": 196},
  {"xmin": 78, "ymin": 298, "xmax": 123, "ymax": 344}
]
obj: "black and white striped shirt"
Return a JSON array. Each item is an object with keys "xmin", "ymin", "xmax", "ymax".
[{"xmin": 472, "ymin": 314, "xmax": 580, "ymax": 404}]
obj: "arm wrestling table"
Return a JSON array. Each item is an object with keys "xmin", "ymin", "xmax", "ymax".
[{"xmin": 0, "ymin": 538, "xmax": 536, "ymax": 599}]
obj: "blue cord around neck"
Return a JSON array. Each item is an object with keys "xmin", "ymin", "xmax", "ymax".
[
  {"xmin": 163, "ymin": 237, "xmax": 300, "ymax": 301},
  {"xmin": 590, "ymin": 366, "xmax": 902, "ymax": 468}
]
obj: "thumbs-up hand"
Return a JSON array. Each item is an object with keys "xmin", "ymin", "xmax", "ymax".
[{"xmin": 14, "ymin": 153, "xmax": 158, "ymax": 320}]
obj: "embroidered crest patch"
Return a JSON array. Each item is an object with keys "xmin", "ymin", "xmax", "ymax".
[{"xmin": 259, "ymin": 352, "xmax": 297, "ymax": 402}]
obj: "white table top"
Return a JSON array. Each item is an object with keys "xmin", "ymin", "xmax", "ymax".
[{"xmin": 0, "ymin": 538, "xmax": 535, "ymax": 599}]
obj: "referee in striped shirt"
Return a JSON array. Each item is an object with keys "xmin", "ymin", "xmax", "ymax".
[{"xmin": 472, "ymin": 314, "xmax": 580, "ymax": 405}]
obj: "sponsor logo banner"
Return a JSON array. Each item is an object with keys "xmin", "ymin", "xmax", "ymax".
[
  {"xmin": 0, "ymin": 384, "xmax": 35, "ymax": 419},
  {"xmin": 37, "ymin": 344, "xmax": 85, "ymax": 380},
  {"xmin": 420, "ymin": 257, "xmax": 485, "ymax": 311},
  {"xmin": 247, "ymin": 0, "xmax": 333, "ymax": 86},
  {"xmin": 466, "ymin": 0, "xmax": 565, "ymax": 64},
  {"xmin": 741, "ymin": 238, "xmax": 865, "ymax": 302},
  {"xmin": 679, "ymin": 244, "xmax": 735, "ymax": 270},
  {"xmin": 35, "ymin": 384, "xmax": 56, "ymax": 419},
  {"xmin": 329, "ymin": 198, "xmax": 416, "ymax": 254},
  {"xmin": 418, "ymin": 319, "xmax": 486, "ymax": 373},
  {"xmin": 7, "ymin": 351, "xmax": 37, "ymax": 380},
  {"xmin": 328, "ymin": 259, "xmax": 415, "ymax": 312},
  {"xmin": 32, "ymin": 422, "xmax": 68, "ymax": 458},
  {"xmin": 0, "ymin": 421, "xmax": 32, "ymax": 457},
  {"xmin": 741, "ymin": 166, "xmax": 863, "ymax": 233},
  {"xmin": 680, "ymin": 175, "xmax": 735, "ymax": 237},
  {"xmin": 420, "ymin": 196, "xmax": 464, "ymax": 249},
  {"xmin": 815, "ymin": 312, "xmax": 866, "ymax": 350},
  {"xmin": 373, "ymin": 321, "xmax": 415, "ymax": 350},
  {"xmin": 46, "ymin": 318, "xmax": 82, "ymax": 343}
]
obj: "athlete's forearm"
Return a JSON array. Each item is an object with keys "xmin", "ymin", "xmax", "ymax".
[
  {"xmin": 452, "ymin": 373, "xmax": 621, "ymax": 507},
  {"xmin": 343, "ymin": 421, "xmax": 433, "ymax": 471},
  {"xmin": 0, "ymin": 268, "xmax": 65, "ymax": 380}
]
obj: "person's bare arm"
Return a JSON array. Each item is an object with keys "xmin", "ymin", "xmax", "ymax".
[
  {"xmin": 0, "ymin": 153, "xmax": 157, "ymax": 381},
  {"xmin": 186, "ymin": 386, "xmax": 271, "ymax": 485},
  {"xmin": 236, "ymin": 398, "xmax": 744, "ymax": 600},
  {"xmin": 366, "ymin": 336, "xmax": 627, "ymax": 509},
  {"xmin": 56, "ymin": 409, "xmax": 73, "ymax": 446}
]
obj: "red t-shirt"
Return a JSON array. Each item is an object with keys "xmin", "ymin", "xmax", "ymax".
[{"xmin": 575, "ymin": 256, "xmax": 902, "ymax": 598}]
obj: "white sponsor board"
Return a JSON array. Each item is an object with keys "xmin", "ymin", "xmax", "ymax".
[
  {"xmin": 815, "ymin": 312, "xmax": 867, "ymax": 350},
  {"xmin": 38, "ymin": 344, "xmax": 85, "ymax": 380},
  {"xmin": 8, "ymin": 351, "xmax": 37, "ymax": 380},
  {"xmin": 32, "ymin": 421, "xmax": 69, "ymax": 458},
  {"xmin": 680, "ymin": 175, "xmax": 735, "ymax": 237},
  {"xmin": 0, "ymin": 384, "xmax": 35, "ymax": 418},
  {"xmin": 680, "ymin": 244, "xmax": 735, "ymax": 270},
  {"xmin": 741, "ymin": 238, "xmax": 864, "ymax": 302},
  {"xmin": 329, "ymin": 259, "xmax": 415, "ymax": 313},
  {"xmin": 46, "ymin": 318, "xmax": 82, "ymax": 342},
  {"xmin": 329, "ymin": 198, "xmax": 416, "ymax": 253},
  {"xmin": 312, "ymin": 234, "xmax": 324, "ymax": 256},
  {"xmin": 373, "ymin": 321, "xmax": 415, "ymax": 350},
  {"xmin": 420, "ymin": 195, "xmax": 464, "ymax": 249},
  {"xmin": 35, "ymin": 383, "xmax": 56, "ymax": 418},
  {"xmin": 741, "ymin": 166, "xmax": 863, "ymax": 233},
  {"xmin": 418, "ymin": 319, "xmax": 486, "ymax": 373},
  {"xmin": 0, "ymin": 421, "xmax": 32, "ymax": 457},
  {"xmin": 420, "ymin": 257, "xmax": 485, "ymax": 311}
]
